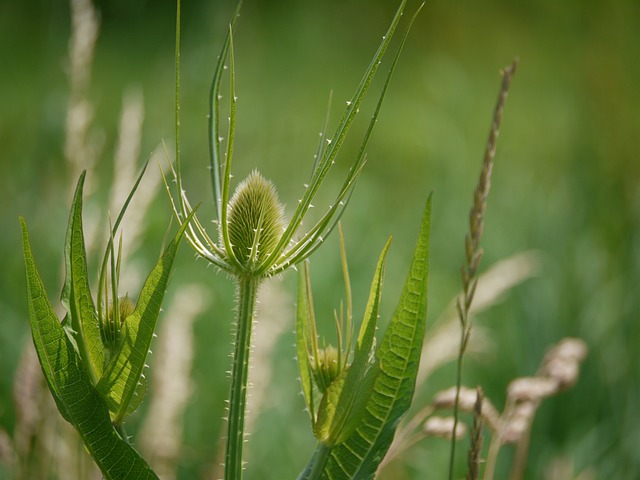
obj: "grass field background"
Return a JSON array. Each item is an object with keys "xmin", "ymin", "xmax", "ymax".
[{"xmin": 1, "ymin": 1, "xmax": 638, "ymax": 478}]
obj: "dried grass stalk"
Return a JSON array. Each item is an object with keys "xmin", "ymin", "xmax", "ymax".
[{"xmin": 466, "ymin": 387, "xmax": 485, "ymax": 480}]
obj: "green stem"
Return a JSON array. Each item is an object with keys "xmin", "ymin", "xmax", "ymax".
[
  {"xmin": 225, "ymin": 275, "xmax": 260, "ymax": 480},
  {"xmin": 297, "ymin": 442, "xmax": 332, "ymax": 480},
  {"xmin": 114, "ymin": 423, "xmax": 129, "ymax": 445},
  {"xmin": 448, "ymin": 326, "xmax": 466, "ymax": 480}
]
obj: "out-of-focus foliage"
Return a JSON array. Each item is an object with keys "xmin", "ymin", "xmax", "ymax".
[{"xmin": 1, "ymin": 0, "xmax": 638, "ymax": 479}]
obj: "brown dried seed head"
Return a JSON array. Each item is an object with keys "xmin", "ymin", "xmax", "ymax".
[
  {"xmin": 433, "ymin": 386, "xmax": 478, "ymax": 411},
  {"xmin": 424, "ymin": 416, "xmax": 467, "ymax": 440},
  {"xmin": 507, "ymin": 376, "xmax": 559, "ymax": 402},
  {"xmin": 501, "ymin": 402, "xmax": 538, "ymax": 444},
  {"xmin": 540, "ymin": 337, "xmax": 588, "ymax": 390},
  {"xmin": 432, "ymin": 386, "xmax": 500, "ymax": 431}
]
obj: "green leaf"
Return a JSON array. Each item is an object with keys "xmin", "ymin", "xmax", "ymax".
[
  {"xmin": 322, "ymin": 195, "xmax": 432, "ymax": 479},
  {"xmin": 126, "ymin": 372, "xmax": 148, "ymax": 417},
  {"xmin": 257, "ymin": 0, "xmax": 409, "ymax": 275},
  {"xmin": 97, "ymin": 213, "xmax": 192, "ymax": 425},
  {"xmin": 314, "ymin": 361, "xmax": 380, "ymax": 447},
  {"xmin": 297, "ymin": 261, "xmax": 317, "ymax": 421},
  {"xmin": 60, "ymin": 171, "xmax": 105, "ymax": 383},
  {"xmin": 313, "ymin": 238, "xmax": 390, "ymax": 446},
  {"xmin": 21, "ymin": 218, "xmax": 159, "ymax": 480},
  {"xmin": 352, "ymin": 238, "xmax": 391, "ymax": 368}
]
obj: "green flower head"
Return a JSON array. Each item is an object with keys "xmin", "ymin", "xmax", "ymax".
[{"xmin": 225, "ymin": 170, "xmax": 286, "ymax": 271}]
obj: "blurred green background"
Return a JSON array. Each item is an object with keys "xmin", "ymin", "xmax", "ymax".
[{"xmin": 1, "ymin": 0, "xmax": 639, "ymax": 479}]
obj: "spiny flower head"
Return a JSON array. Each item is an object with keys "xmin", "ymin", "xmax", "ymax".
[{"xmin": 225, "ymin": 171, "xmax": 285, "ymax": 271}]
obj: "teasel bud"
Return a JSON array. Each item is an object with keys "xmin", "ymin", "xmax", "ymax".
[
  {"xmin": 226, "ymin": 171, "xmax": 286, "ymax": 271},
  {"xmin": 312, "ymin": 345, "xmax": 342, "ymax": 393},
  {"xmin": 104, "ymin": 294, "xmax": 135, "ymax": 346}
]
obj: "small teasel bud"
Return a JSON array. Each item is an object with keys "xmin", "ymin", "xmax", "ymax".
[
  {"xmin": 117, "ymin": 294, "xmax": 136, "ymax": 322},
  {"xmin": 312, "ymin": 345, "xmax": 341, "ymax": 393},
  {"xmin": 104, "ymin": 294, "xmax": 135, "ymax": 345},
  {"xmin": 226, "ymin": 170, "xmax": 286, "ymax": 271}
]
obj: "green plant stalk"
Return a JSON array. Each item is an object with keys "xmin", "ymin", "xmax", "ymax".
[
  {"xmin": 447, "ymin": 59, "xmax": 517, "ymax": 480},
  {"xmin": 225, "ymin": 275, "xmax": 260, "ymax": 480},
  {"xmin": 297, "ymin": 443, "xmax": 332, "ymax": 480},
  {"xmin": 448, "ymin": 323, "xmax": 468, "ymax": 480}
]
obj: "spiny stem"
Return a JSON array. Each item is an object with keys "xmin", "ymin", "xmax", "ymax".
[
  {"xmin": 225, "ymin": 275, "xmax": 260, "ymax": 480},
  {"xmin": 447, "ymin": 58, "xmax": 517, "ymax": 480},
  {"xmin": 114, "ymin": 423, "xmax": 129, "ymax": 445}
]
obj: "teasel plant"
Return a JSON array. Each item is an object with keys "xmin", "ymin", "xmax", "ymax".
[
  {"xmin": 162, "ymin": 0, "xmax": 423, "ymax": 478},
  {"xmin": 295, "ymin": 210, "xmax": 431, "ymax": 479},
  {"xmin": 20, "ymin": 166, "xmax": 193, "ymax": 480}
]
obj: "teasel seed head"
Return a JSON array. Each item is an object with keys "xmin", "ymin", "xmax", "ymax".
[{"xmin": 226, "ymin": 170, "xmax": 286, "ymax": 272}]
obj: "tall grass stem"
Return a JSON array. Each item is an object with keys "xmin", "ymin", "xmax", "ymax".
[{"xmin": 447, "ymin": 59, "xmax": 518, "ymax": 480}]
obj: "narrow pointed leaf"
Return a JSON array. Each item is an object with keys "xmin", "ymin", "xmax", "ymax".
[
  {"xmin": 353, "ymin": 238, "xmax": 391, "ymax": 365},
  {"xmin": 297, "ymin": 262, "xmax": 316, "ymax": 420},
  {"xmin": 97, "ymin": 161, "xmax": 149, "ymax": 326},
  {"xmin": 61, "ymin": 171, "xmax": 104, "ymax": 383},
  {"xmin": 323, "ymin": 195, "xmax": 432, "ymax": 479},
  {"xmin": 258, "ymin": 0, "xmax": 408, "ymax": 273},
  {"xmin": 208, "ymin": 1, "xmax": 243, "ymax": 220},
  {"xmin": 21, "ymin": 219, "xmax": 158, "ymax": 480},
  {"xmin": 97, "ymin": 214, "xmax": 192, "ymax": 424}
]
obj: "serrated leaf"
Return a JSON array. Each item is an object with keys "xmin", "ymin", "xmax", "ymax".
[
  {"xmin": 21, "ymin": 218, "xmax": 159, "ymax": 480},
  {"xmin": 322, "ymin": 195, "xmax": 432, "ymax": 479},
  {"xmin": 60, "ymin": 171, "xmax": 105, "ymax": 383},
  {"xmin": 97, "ymin": 213, "xmax": 192, "ymax": 425},
  {"xmin": 126, "ymin": 372, "xmax": 148, "ymax": 417}
]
